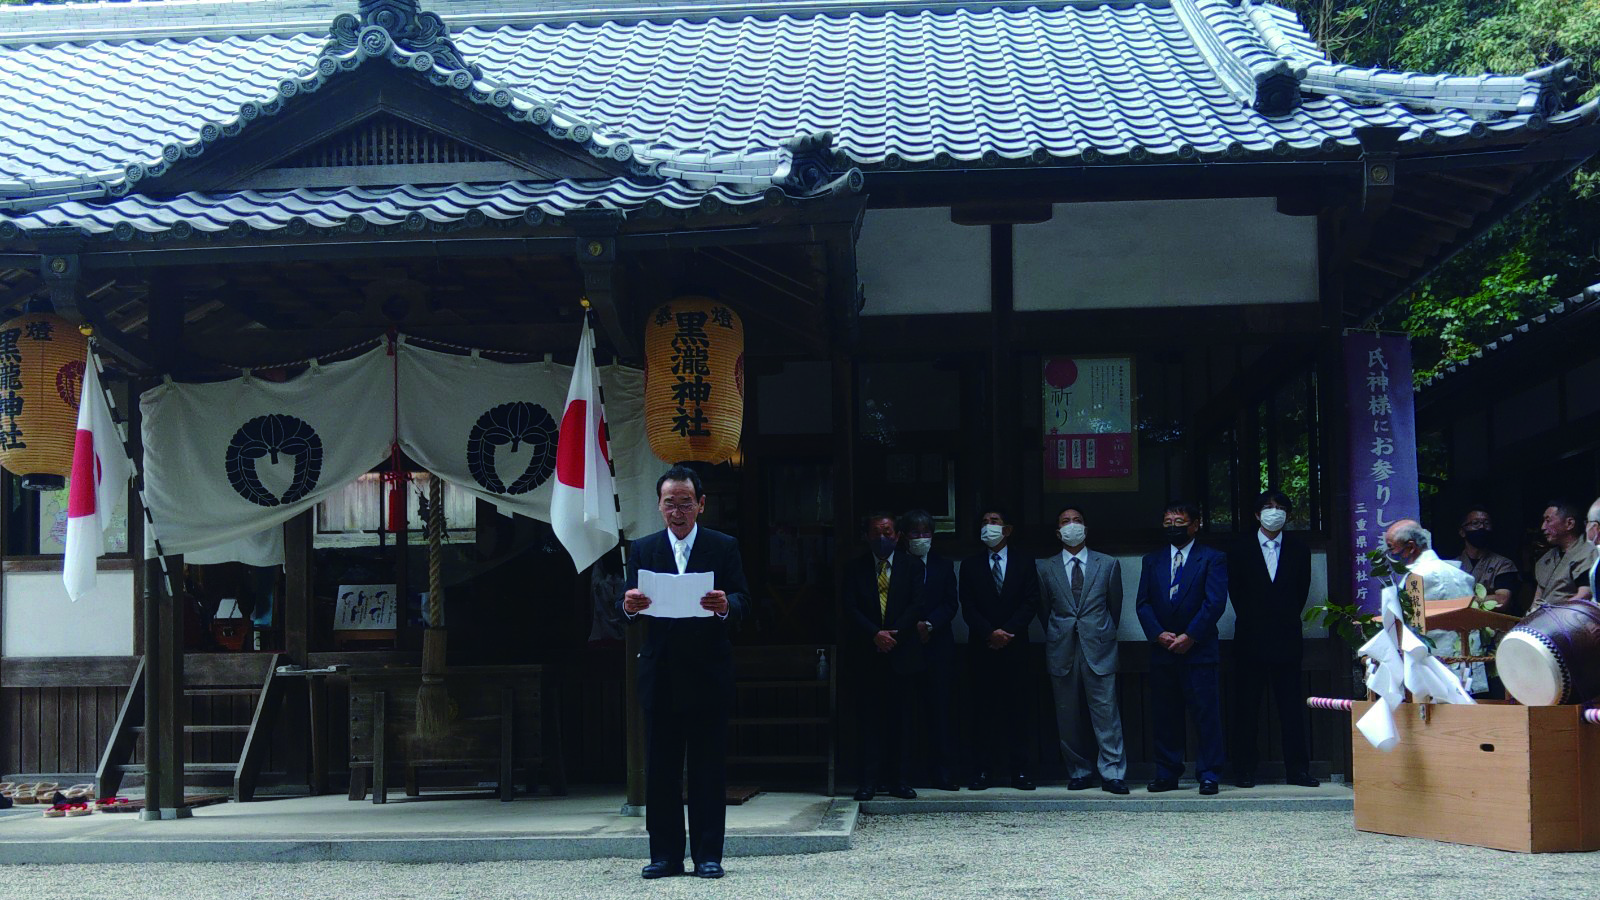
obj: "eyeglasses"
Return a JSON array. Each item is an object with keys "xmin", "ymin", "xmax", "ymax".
[{"xmin": 660, "ymin": 500, "xmax": 699, "ymax": 512}]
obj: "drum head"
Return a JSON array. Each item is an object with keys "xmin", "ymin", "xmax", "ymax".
[{"xmin": 1498, "ymin": 630, "xmax": 1565, "ymax": 706}]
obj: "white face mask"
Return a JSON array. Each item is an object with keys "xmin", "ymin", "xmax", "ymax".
[
  {"xmin": 1259, "ymin": 508, "xmax": 1288, "ymax": 532},
  {"xmin": 980, "ymin": 524, "xmax": 1005, "ymax": 548},
  {"xmin": 908, "ymin": 537, "xmax": 932, "ymax": 558},
  {"xmin": 1060, "ymin": 523, "xmax": 1086, "ymax": 546}
]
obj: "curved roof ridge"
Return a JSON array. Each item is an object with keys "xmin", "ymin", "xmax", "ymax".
[
  {"xmin": 0, "ymin": 0, "xmax": 807, "ymax": 211},
  {"xmin": 1242, "ymin": 0, "xmax": 1567, "ymax": 120},
  {"xmin": 1170, "ymin": 0, "xmax": 1299, "ymax": 115}
]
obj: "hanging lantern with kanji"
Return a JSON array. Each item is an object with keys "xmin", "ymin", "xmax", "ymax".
[
  {"xmin": 643, "ymin": 297, "xmax": 744, "ymax": 464},
  {"xmin": 0, "ymin": 311, "xmax": 87, "ymax": 491}
]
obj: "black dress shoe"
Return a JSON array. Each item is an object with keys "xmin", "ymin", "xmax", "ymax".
[
  {"xmin": 852, "ymin": 787, "xmax": 874, "ymax": 802},
  {"xmin": 1067, "ymin": 776, "xmax": 1095, "ymax": 791},
  {"xmin": 1011, "ymin": 774, "xmax": 1036, "ymax": 791},
  {"xmin": 1199, "ymin": 780, "xmax": 1219, "ymax": 796},
  {"xmin": 887, "ymin": 784, "xmax": 917, "ymax": 800},
  {"xmin": 694, "ymin": 862, "xmax": 725, "ymax": 879},
  {"xmin": 641, "ymin": 861, "xmax": 684, "ymax": 879},
  {"xmin": 1287, "ymin": 773, "xmax": 1321, "ymax": 788},
  {"xmin": 1234, "ymin": 777, "xmax": 1256, "ymax": 789},
  {"xmin": 933, "ymin": 780, "xmax": 961, "ymax": 792},
  {"xmin": 1102, "ymin": 779, "xmax": 1130, "ymax": 795},
  {"xmin": 1147, "ymin": 778, "xmax": 1180, "ymax": 793},
  {"xmin": 967, "ymin": 772, "xmax": 990, "ymax": 791}
]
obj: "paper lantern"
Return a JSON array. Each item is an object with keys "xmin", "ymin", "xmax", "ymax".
[
  {"xmin": 0, "ymin": 312, "xmax": 87, "ymax": 490},
  {"xmin": 643, "ymin": 297, "xmax": 744, "ymax": 463}
]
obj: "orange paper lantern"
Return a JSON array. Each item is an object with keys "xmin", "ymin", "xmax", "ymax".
[
  {"xmin": 0, "ymin": 312, "xmax": 87, "ymax": 489},
  {"xmin": 643, "ymin": 297, "xmax": 744, "ymax": 464}
]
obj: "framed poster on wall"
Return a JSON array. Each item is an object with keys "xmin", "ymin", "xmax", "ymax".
[{"xmin": 1042, "ymin": 356, "xmax": 1138, "ymax": 493}]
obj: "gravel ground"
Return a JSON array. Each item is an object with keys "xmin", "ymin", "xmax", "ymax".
[{"xmin": 4, "ymin": 810, "xmax": 1595, "ymax": 900}]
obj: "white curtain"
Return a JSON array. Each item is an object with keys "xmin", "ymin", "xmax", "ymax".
[
  {"xmin": 139, "ymin": 346, "xmax": 393, "ymax": 560},
  {"xmin": 140, "ymin": 340, "xmax": 667, "ymax": 566}
]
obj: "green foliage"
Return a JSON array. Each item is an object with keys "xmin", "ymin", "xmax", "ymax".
[{"xmin": 1281, "ymin": 0, "xmax": 1600, "ymax": 384}]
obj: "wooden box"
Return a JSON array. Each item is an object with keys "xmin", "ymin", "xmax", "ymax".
[{"xmin": 1351, "ymin": 700, "xmax": 1600, "ymax": 852}]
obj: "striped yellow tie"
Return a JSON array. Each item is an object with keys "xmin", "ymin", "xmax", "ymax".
[{"xmin": 877, "ymin": 559, "xmax": 890, "ymax": 621}]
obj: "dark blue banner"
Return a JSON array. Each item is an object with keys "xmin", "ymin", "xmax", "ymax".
[{"xmin": 1343, "ymin": 334, "xmax": 1420, "ymax": 614}]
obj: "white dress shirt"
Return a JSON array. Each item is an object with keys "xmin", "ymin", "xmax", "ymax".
[
  {"xmin": 670, "ymin": 524, "xmax": 699, "ymax": 574},
  {"xmin": 1258, "ymin": 529, "xmax": 1281, "ymax": 582},
  {"xmin": 989, "ymin": 544, "xmax": 1009, "ymax": 580},
  {"xmin": 1060, "ymin": 546, "xmax": 1089, "ymax": 576}
]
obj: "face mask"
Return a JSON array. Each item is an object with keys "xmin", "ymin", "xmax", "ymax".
[
  {"xmin": 871, "ymin": 535, "xmax": 897, "ymax": 559},
  {"xmin": 1259, "ymin": 509, "xmax": 1288, "ymax": 532},
  {"xmin": 1463, "ymin": 529, "xmax": 1492, "ymax": 549},
  {"xmin": 1060, "ymin": 523, "xmax": 1086, "ymax": 546},
  {"xmin": 1384, "ymin": 550, "xmax": 1410, "ymax": 571},
  {"xmin": 907, "ymin": 538, "xmax": 932, "ymax": 558},
  {"xmin": 980, "ymin": 524, "xmax": 1005, "ymax": 548},
  {"xmin": 1164, "ymin": 525, "xmax": 1190, "ymax": 546}
]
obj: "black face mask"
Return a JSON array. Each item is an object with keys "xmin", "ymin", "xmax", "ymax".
[
  {"xmin": 1463, "ymin": 530, "xmax": 1493, "ymax": 549},
  {"xmin": 871, "ymin": 535, "xmax": 897, "ymax": 559},
  {"xmin": 1163, "ymin": 525, "xmax": 1191, "ymax": 547}
]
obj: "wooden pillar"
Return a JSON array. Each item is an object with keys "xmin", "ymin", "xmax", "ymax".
[
  {"xmin": 142, "ymin": 287, "xmax": 190, "ymax": 819},
  {"xmin": 825, "ymin": 226, "xmax": 860, "ymax": 795},
  {"xmin": 987, "ymin": 224, "xmax": 1016, "ymax": 508},
  {"xmin": 284, "ymin": 511, "xmax": 312, "ymax": 666},
  {"xmin": 283, "ymin": 511, "xmax": 313, "ymax": 789},
  {"xmin": 1320, "ymin": 208, "xmax": 1357, "ymax": 783}
]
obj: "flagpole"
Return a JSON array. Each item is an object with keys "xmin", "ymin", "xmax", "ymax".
[
  {"xmin": 582, "ymin": 297, "xmax": 644, "ymax": 817},
  {"xmin": 81, "ymin": 329, "xmax": 178, "ymax": 601}
]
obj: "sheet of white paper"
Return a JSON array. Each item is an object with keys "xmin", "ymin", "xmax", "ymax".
[{"xmin": 638, "ymin": 569, "xmax": 715, "ymax": 619}]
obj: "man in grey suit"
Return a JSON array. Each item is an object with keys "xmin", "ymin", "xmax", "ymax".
[{"xmin": 1038, "ymin": 506, "xmax": 1129, "ymax": 794}]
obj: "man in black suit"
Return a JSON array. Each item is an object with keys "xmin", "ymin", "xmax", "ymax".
[
  {"xmin": 1228, "ymin": 490, "xmax": 1318, "ymax": 788},
  {"xmin": 960, "ymin": 507, "xmax": 1040, "ymax": 791},
  {"xmin": 901, "ymin": 508, "xmax": 960, "ymax": 792},
  {"xmin": 1136, "ymin": 501, "xmax": 1228, "ymax": 795},
  {"xmin": 620, "ymin": 465, "xmax": 750, "ymax": 880},
  {"xmin": 845, "ymin": 511, "xmax": 925, "ymax": 801}
]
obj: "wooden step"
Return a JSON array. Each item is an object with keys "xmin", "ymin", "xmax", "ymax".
[
  {"xmin": 131, "ymin": 725, "xmax": 250, "ymax": 734},
  {"xmin": 116, "ymin": 763, "xmax": 238, "ymax": 773},
  {"xmin": 183, "ymin": 688, "xmax": 259, "ymax": 698}
]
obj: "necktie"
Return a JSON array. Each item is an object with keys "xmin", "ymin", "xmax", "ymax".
[
  {"xmin": 1266, "ymin": 539, "xmax": 1279, "ymax": 582},
  {"xmin": 992, "ymin": 552, "xmax": 1004, "ymax": 595},
  {"xmin": 1070, "ymin": 557, "xmax": 1084, "ymax": 599},
  {"xmin": 877, "ymin": 559, "xmax": 890, "ymax": 621},
  {"xmin": 1170, "ymin": 549, "xmax": 1184, "ymax": 600},
  {"xmin": 674, "ymin": 540, "xmax": 688, "ymax": 575}
]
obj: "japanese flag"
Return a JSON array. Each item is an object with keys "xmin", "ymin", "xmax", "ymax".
[
  {"xmin": 64, "ymin": 349, "xmax": 132, "ymax": 601},
  {"xmin": 551, "ymin": 316, "xmax": 619, "ymax": 571}
]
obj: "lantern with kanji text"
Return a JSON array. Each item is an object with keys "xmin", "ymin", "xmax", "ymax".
[
  {"xmin": 0, "ymin": 312, "xmax": 88, "ymax": 490},
  {"xmin": 643, "ymin": 297, "xmax": 744, "ymax": 464}
]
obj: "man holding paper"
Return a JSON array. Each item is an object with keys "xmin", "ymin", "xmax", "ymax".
[{"xmin": 619, "ymin": 465, "xmax": 750, "ymax": 880}]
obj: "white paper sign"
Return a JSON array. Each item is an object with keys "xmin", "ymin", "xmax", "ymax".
[
  {"xmin": 637, "ymin": 569, "xmax": 714, "ymax": 618},
  {"xmin": 334, "ymin": 583, "xmax": 398, "ymax": 631}
]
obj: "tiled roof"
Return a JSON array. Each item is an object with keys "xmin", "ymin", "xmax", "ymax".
[
  {"xmin": 0, "ymin": 177, "xmax": 856, "ymax": 240},
  {"xmin": 0, "ymin": 0, "xmax": 1594, "ymax": 223}
]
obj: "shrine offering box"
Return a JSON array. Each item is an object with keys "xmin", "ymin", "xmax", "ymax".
[{"xmin": 1351, "ymin": 700, "xmax": 1600, "ymax": 852}]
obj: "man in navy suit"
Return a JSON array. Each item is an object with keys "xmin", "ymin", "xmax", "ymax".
[
  {"xmin": 901, "ymin": 508, "xmax": 960, "ymax": 792},
  {"xmin": 845, "ymin": 511, "xmax": 925, "ymax": 801},
  {"xmin": 960, "ymin": 507, "xmax": 1040, "ymax": 791},
  {"xmin": 1136, "ymin": 501, "xmax": 1228, "ymax": 795},
  {"xmin": 620, "ymin": 465, "xmax": 750, "ymax": 879}
]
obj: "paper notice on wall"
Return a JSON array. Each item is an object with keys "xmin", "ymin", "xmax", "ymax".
[{"xmin": 1043, "ymin": 356, "xmax": 1135, "ymax": 491}]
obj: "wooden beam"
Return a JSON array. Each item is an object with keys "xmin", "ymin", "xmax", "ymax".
[
  {"xmin": 575, "ymin": 235, "xmax": 639, "ymax": 360},
  {"xmin": 1390, "ymin": 201, "xmax": 1474, "ymax": 230}
]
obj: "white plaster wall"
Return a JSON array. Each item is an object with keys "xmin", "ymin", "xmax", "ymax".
[
  {"xmin": 2, "ymin": 569, "xmax": 135, "ymax": 657},
  {"xmin": 1013, "ymin": 198, "xmax": 1319, "ymax": 310},
  {"xmin": 856, "ymin": 207, "xmax": 991, "ymax": 316},
  {"xmin": 949, "ymin": 549, "xmax": 1330, "ymax": 643}
]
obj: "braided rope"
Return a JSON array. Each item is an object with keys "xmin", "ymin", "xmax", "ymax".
[
  {"xmin": 1584, "ymin": 708, "xmax": 1600, "ymax": 726},
  {"xmin": 426, "ymin": 473, "xmax": 443, "ymax": 628},
  {"xmin": 1305, "ymin": 697, "xmax": 1354, "ymax": 712}
]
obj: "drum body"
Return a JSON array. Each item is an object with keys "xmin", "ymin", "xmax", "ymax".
[{"xmin": 1498, "ymin": 600, "xmax": 1600, "ymax": 706}]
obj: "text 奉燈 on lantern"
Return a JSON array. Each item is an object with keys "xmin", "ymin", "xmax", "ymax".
[
  {"xmin": 643, "ymin": 297, "xmax": 744, "ymax": 464},
  {"xmin": 0, "ymin": 311, "xmax": 88, "ymax": 490}
]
